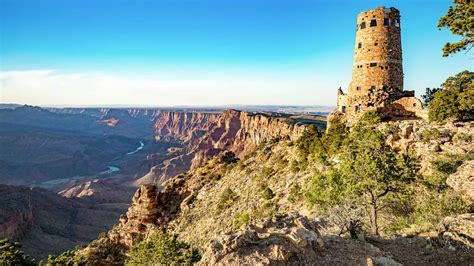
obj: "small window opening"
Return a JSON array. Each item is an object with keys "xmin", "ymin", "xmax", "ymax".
[
  {"xmin": 361, "ymin": 22, "xmax": 366, "ymax": 29},
  {"xmin": 355, "ymin": 105, "xmax": 360, "ymax": 112},
  {"xmin": 341, "ymin": 106, "xmax": 346, "ymax": 113},
  {"xmin": 374, "ymin": 42, "xmax": 378, "ymax": 46},
  {"xmin": 356, "ymin": 86, "xmax": 361, "ymax": 91},
  {"xmin": 370, "ymin": 19, "xmax": 377, "ymax": 27},
  {"xmin": 413, "ymin": 103, "xmax": 417, "ymax": 107},
  {"xmin": 358, "ymin": 42, "xmax": 362, "ymax": 48},
  {"xmin": 370, "ymin": 86, "xmax": 376, "ymax": 93},
  {"xmin": 370, "ymin": 62, "xmax": 377, "ymax": 67},
  {"xmin": 380, "ymin": 66, "xmax": 384, "ymax": 70},
  {"xmin": 394, "ymin": 19, "xmax": 400, "ymax": 27},
  {"xmin": 383, "ymin": 18, "xmax": 389, "ymax": 26},
  {"xmin": 368, "ymin": 103, "xmax": 374, "ymax": 107}
]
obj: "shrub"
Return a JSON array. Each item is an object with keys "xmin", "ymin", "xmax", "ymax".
[
  {"xmin": 261, "ymin": 166, "xmax": 273, "ymax": 179},
  {"xmin": 304, "ymin": 169, "xmax": 344, "ymax": 209},
  {"xmin": 253, "ymin": 202, "xmax": 278, "ymax": 220},
  {"xmin": 126, "ymin": 231, "xmax": 200, "ymax": 265},
  {"xmin": 421, "ymin": 128, "xmax": 441, "ymax": 142},
  {"xmin": 233, "ymin": 212, "xmax": 250, "ymax": 229},
  {"xmin": 260, "ymin": 185, "xmax": 274, "ymax": 200},
  {"xmin": 0, "ymin": 239, "xmax": 35, "ymax": 265},
  {"xmin": 411, "ymin": 192, "xmax": 469, "ymax": 230},
  {"xmin": 429, "ymin": 90, "xmax": 461, "ymax": 122},
  {"xmin": 217, "ymin": 188, "xmax": 238, "ymax": 211},
  {"xmin": 354, "ymin": 110, "xmax": 382, "ymax": 129},
  {"xmin": 287, "ymin": 183, "xmax": 303, "ymax": 204},
  {"xmin": 47, "ymin": 250, "xmax": 85, "ymax": 265},
  {"xmin": 424, "ymin": 156, "xmax": 464, "ymax": 192},
  {"xmin": 428, "ymin": 70, "xmax": 473, "ymax": 122}
]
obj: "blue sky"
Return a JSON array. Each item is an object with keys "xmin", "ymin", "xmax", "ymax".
[{"xmin": 0, "ymin": 0, "xmax": 472, "ymax": 106}]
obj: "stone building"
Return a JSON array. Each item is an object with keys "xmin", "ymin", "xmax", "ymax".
[{"xmin": 330, "ymin": 6, "xmax": 425, "ymax": 125}]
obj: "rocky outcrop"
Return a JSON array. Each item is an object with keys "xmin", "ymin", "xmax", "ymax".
[
  {"xmin": 199, "ymin": 215, "xmax": 324, "ymax": 265},
  {"xmin": 438, "ymin": 213, "xmax": 474, "ymax": 250},
  {"xmin": 58, "ymin": 179, "xmax": 135, "ymax": 204},
  {"xmin": 379, "ymin": 120, "xmax": 473, "ymax": 174},
  {"xmin": 446, "ymin": 160, "xmax": 474, "ymax": 204},
  {"xmin": 0, "ymin": 185, "xmax": 127, "ymax": 260}
]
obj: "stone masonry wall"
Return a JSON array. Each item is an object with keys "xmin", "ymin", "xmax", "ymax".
[{"xmin": 347, "ymin": 6, "xmax": 403, "ymax": 115}]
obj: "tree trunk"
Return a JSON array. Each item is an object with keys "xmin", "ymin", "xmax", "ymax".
[{"xmin": 369, "ymin": 203, "xmax": 379, "ymax": 235}]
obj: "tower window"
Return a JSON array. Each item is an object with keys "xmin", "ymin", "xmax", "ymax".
[
  {"xmin": 356, "ymin": 86, "xmax": 361, "ymax": 91},
  {"xmin": 370, "ymin": 63, "xmax": 377, "ymax": 67},
  {"xmin": 341, "ymin": 106, "xmax": 346, "ymax": 113},
  {"xmin": 394, "ymin": 19, "xmax": 400, "ymax": 27},
  {"xmin": 374, "ymin": 43, "xmax": 378, "ymax": 46},
  {"xmin": 358, "ymin": 42, "xmax": 362, "ymax": 48},
  {"xmin": 370, "ymin": 19, "xmax": 377, "ymax": 27},
  {"xmin": 370, "ymin": 86, "xmax": 376, "ymax": 93},
  {"xmin": 368, "ymin": 103, "xmax": 374, "ymax": 107},
  {"xmin": 413, "ymin": 103, "xmax": 417, "ymax": 107},
  {"xmin": 384, "ymin": 18, "xmax": 389, "ymax": 26},
  {"xmin": 361, "ymin": 22, "xmax": 366, "ymax": 29}
]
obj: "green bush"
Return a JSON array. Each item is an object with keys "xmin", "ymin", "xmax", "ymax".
[
  {"xmin": 261, "ymin": 166, "xmax": 273, "ymax": 179},
  {"xmin": 354, "ymin": 110, "xmax": 382, "ymax": 129},
  {"xmin": 253, "ymin": 202, "xmax": 278, "ymax": 220},
  {"xmin": 260, "ymin": 185, "xmax": 274, "ymax": 200},
  {"xmin": 304, "ymin": 169, "xmax": 344, "ymax": 209},
  {"xmin": 217, "ymin": 187, "xmax": 238, "ymax": 211},
  {"xmin": 287, "ymin": 183, "xmax": 303, "ymax": 204},
  {"xmin": 0, "ymin": 239, "xmax": 35, "ymax": 265},
  {"xmin": 411, "ymin": 192, "xmax": 469, "ymax": 230},
  {"xmin": 233, "ymin": 212, "xmax": 250, "ymax": 229},
  {"xmin": 424, "ymin": 156, "xmax": 464, "ymax": 192},
  {"xmin": 47, "ymin": 250, "xmax": 85, "ymax": 265},
  {"xmin": 126, "ymin": 231, "xmax": 200, "ymax": 265},
  {"xmin": 429, "ymin": 89, "xmax": 460, "ymax": 122},
  {"xmin": 421, "ymin": 128, "xmax": 441, "ymax": 142},
  {"xmin": 428, "ymin": 70, "xmax": 473, "ymax": 122}
]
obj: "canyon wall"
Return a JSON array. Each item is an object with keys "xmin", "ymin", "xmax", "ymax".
[{"xmin": 135, "ymin": 109, "xmax": 306, "ymax": 185}]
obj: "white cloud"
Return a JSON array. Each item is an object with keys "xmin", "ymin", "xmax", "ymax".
[{"xmin": 0, "ymin": 69, "xmax": 339, "ymax": 106}]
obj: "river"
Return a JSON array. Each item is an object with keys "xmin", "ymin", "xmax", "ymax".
[{"xmin": 38, "ymin": 140, "xmax": 144, "ymax": 189}]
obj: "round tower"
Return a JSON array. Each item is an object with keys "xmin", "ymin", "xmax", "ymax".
[{"xmin": 346, "ymin": 6, "xmax": 403, "ymax": 114}]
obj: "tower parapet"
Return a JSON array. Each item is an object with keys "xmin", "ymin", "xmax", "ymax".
[{"xmin": 331, "ymin": 6, "xmax": 425, "ymax": 125}]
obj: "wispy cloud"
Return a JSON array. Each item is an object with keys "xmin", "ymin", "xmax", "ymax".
[{"xmin": 0, "ymin": 69, "xmax": 338, "ymax": 106}]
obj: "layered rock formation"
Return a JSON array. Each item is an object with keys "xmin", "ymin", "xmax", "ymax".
[
  {"xmin": 59, "ymin": 179, "xmax": 135, "ymax": 204},
  {"xmin": 135, "ymin": 110, "xmax": 306, "ymax": 185},
  {"xmin": 0, "ymin": 185, "xmax": 128, "ymax": 259}
]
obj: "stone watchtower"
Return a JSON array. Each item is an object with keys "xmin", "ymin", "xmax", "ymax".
[{"xmin": 332, "ymin": 6, "xmax": 424, "ymax": 124}]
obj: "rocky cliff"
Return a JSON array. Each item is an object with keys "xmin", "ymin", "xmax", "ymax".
[
  {"xmin": 134, "ymin": 109, "xmax": 307, "ymax": 185},
  {"xmin": 0, "ymin": 185, "xmax": 129, "ymax": 259}
]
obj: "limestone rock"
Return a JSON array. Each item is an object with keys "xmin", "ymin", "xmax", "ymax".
[
  {"xmin": 199, "ymin": 215, "xmax": 323, "ymax": 265},
  {"xmin": 446, "ymin": 160, "xmax": 474, "ymax": 204},
  {"xmin": 438, "ymin": 213, "xmax": 474, "ymax": 250}
]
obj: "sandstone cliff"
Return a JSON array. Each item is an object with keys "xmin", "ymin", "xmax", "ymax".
[{"xmin": 134, "ymin": 109, "xmax": 306, "ymax": 185}]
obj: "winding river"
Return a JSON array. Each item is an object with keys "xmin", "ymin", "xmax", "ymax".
[{"xmin": 38, "ymin": 140, "xmax": 144, "ymax": 189}]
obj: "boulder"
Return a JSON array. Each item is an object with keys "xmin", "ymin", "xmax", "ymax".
[
  {"xmin": 446, "ymin": 160, "xmax": 474, "ymax": 204},
  {"xmin": 438, "ymin": 213, "xmax": 474, "ymax": 250}
]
